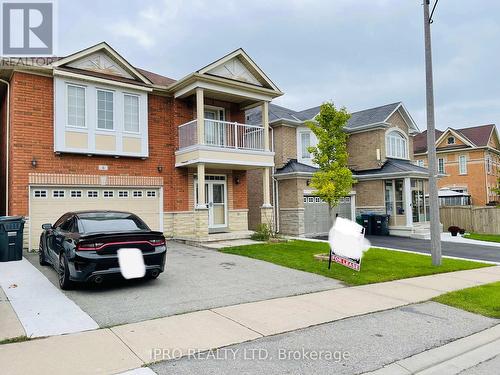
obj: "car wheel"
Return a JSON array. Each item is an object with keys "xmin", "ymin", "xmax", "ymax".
[
  {"xmin": 58, "ymin": 254, "xmax": 73, "ymax": 290},
  {"xmin": 39, "ymin": 242, "xmax": 49, "ymax": 266}
]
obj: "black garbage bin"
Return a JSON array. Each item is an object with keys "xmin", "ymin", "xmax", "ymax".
[
  {"xmin": 371, "ymin": 214, "xmax": 390, "ymax": 236},
  {"xmin": 0, "ymin": 216, "xmax": 25, "ymax": 262},
  {"xmin": 360, "ymin": 214, "xmax": 373, "ymax": 235}
]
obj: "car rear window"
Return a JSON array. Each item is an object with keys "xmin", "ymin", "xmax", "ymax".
[{"xmin": 78, "ymin": 213, "xmax": 149, "ymax": 233}]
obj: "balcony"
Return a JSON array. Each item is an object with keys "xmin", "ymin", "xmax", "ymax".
[{"xmin": 175, "ymin": 119, "xmax": 274, "ymax": 169}]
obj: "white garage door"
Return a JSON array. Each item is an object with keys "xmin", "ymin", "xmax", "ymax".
[
  {"xmin": 303, "ymin": 196, "xmax": 353, "ymax": 237},
  {"xmin": 29, "ymin": 186, "xmax": 161, "ymax": 250}
]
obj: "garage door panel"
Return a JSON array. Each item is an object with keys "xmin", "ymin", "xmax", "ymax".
[
  {"xmin": 303, "ymin": 195, "xmax": 352, "ymax": 237},
  {"xmin": 30, "ymin": 187, "xmax": 161, "ymax": 250}
]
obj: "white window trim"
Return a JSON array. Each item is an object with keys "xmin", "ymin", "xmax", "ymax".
[
  {"xmin": 447, "ymin": 136, "xmax": 455, "ymax": 145},
  {"xmin": 459, "ymin": 155, "xmax": 467, "ymax": 175},
  {"xmin": 118, "ymin": 191, "xmax": 129, "ymax": 198},
  {"xmin": 123, "ymin": 93, "xmax": 141, "ymax": 134},
  {"xmin": 52, "ymin": 190, "xmax": 65, "ymax": 198},
  {"xmin": 385, "ymin": 129, "xmax": 409, "ymax": 160},
  {"xmin": 103, "ymin": 191, "xmax": 114, "ymax": 198},
  {"xmin": 147, "ymin": 190, "xmax": 157, "ymax": 198},
  {"xmin": 438, "ymin": 158, "xmax": 445, "ymax": 174},
  {"xmin": 66, "ymin": 83, "xmax": 87, "ymax": 129},
  {"xmin": 33, "ymin": 190, "xmax": 48, "ymax": 198},
  {"xmin": 133, "ymin": 191, "xmax": 143, "ymax": 198},
  {"xmin": 70, "ymin": 190, "xmax": 83, "ymax": 198},
  {"xmin": 299, "ymin": 131, "xmax": 312, "ymax": 159},
  {"xmin": 87, "ymin": 190, "xmax": 99, "ymax": 198},
  {"xmin": 96, "ymin": 88, "xmax": 115, "ymax": 132}
]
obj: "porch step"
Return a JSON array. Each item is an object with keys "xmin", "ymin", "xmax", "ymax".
[{"xmin": 173, "ymin": 230, "xmax": 254, "ymax": 248}]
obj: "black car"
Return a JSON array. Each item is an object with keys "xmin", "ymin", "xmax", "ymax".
[{"xmin": 39, "ymin": 211, "xmax": 167, "ymax": 289}]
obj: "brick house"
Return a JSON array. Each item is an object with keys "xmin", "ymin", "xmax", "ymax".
[
  {"xmin": 0, "ymin": 42, "xmax": 283, "ymax": 249},
  {"xmin": 247, "ymin": 102, "xmax": 433, "ymax": 238},
  {"xmin": 413, "ymin": 124, "xmax": 500, "ymax": 205}
]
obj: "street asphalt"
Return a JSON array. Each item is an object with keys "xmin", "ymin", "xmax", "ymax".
[
  {"xmin": 25, "ymin": 241, "xmax": 342, "ymax": 327},
  {"xmin": 316, "ymin": 235, "xmax": 500, "ymax": 263},
  {"xmin": 150, "ymin": 302, "xmax": 499, "ymax": 375}
]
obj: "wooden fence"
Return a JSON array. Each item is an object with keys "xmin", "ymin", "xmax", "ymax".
[{"xmin": 439, "ymin": 206, "xmax": 500, "ymax": 234}]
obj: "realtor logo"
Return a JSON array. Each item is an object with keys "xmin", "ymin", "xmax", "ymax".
[{"xmin": 1, "ymin": 0, "xmax": 55, "ymax": 56}]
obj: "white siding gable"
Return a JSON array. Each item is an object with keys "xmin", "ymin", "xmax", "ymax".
[
  {"xmin": 67, "ymin": 52, "xmax": 135, "ymax": 79},
  {"xmin": 206, "ymin": 57, "xmax": 262, "ymax": 86}
]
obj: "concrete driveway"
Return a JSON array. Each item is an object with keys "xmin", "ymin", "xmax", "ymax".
[{"xmin": 26, "ymin": 241, "xmax": 342, "ymax": 327}]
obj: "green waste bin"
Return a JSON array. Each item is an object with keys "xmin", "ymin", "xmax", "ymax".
[{"xmin": 0, "ymin": 216, "xmax": 25, "ymax": 262}]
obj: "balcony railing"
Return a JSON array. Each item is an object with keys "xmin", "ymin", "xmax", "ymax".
[{"xmin": 178, "ymin": 119, "xmax": 265, "ymax": 151}]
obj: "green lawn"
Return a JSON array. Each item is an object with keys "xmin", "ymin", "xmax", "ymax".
[
  {"xmin": 463, "ymin": 233, "xmax": 500, "ymax": 243},
  {"xmin": 221, "ymin": 240, "xmax": 491, "ymax": 286},
  {"xmin": 433, "ymin": 282, "xmax": 500, "ymax": 318}
]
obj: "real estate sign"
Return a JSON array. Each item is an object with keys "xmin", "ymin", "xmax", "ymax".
[{"xmin": 328, "ymin": 217, "xmax": 370, "ymax": 272}]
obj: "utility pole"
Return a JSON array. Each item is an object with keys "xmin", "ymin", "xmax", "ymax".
[{"xmin": 423, "ymin": 0, "xmax": 442, "ymax": 266}]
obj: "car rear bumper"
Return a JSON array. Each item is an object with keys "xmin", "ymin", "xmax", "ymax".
[{"xmin": 68, "ymin": 246, "xmax": 167, "ymax": 282}]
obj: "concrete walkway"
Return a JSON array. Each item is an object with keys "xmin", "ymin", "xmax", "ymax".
[
  {"xmin": 1, "ymin": 266, "xmax": 499, "ymax": 374},
  {"xmin": 0, "ymin": 259, "xmax": 98, "ymax": 337},
  {"xmin": 0, "ymin": 287, "xmax": 25, "ymax": 341}
]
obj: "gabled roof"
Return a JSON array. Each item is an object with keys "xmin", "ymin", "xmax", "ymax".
[
  {"xmin": 247, "ymin": 102, "xmax": 419, "ymax": 133},
  {"xmin": 196, "ymin": 48, "xmax": 280, "ymax": 92},
  {"xmin": 52, "ymin": 42, "xmax": 153, "ymax": 85},
  {"xmin": 413, "ymin": 124, "xmax": 497, "ymax": 154}
]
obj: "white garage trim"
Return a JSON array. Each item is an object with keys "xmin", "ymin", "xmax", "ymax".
[{"xmin": 28, "ymin": 185, "xmax": 163, "ymax": 250}]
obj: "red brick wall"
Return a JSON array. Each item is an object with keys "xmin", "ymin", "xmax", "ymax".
[
  {"xmin": 7, "ymin": 72, "xmax": 249, "ymax": 216},
  {"xmin": 231, "ymin": 170, "xmax": 247, "ymax": 209},
  {"xmin": 8, "ymin": 72, "xmax": 192, "ymax": 216},
  {"xmin": 0, "ymin": 86, "xmax": 7, "ymax": 215}
]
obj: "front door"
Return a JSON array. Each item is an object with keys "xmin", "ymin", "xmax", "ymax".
[{"xmin": 195, "ymin": 175, "xmax": 227, "ymax": 230}]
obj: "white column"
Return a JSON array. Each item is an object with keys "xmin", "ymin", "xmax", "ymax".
[
  {"xmin": 262, "ymin": 101, "xmax": 269, "ymax": 151},
  {"xmin": 196, "ymin": 88, "xmax": 204, "ymax": 145},
  {"xmin": 404, "ymin": 177, "xmax": 413, "ymax": 227},
  {"xmin": 262, "ymin": 167, "xmax": 272, "ymax": 207},
  {"xmin": 197, "ymin": 163, "xmax": 206, "ymax": 209}
]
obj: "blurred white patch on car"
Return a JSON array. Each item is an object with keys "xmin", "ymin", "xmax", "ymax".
[
  {"xmin": 117, "ymin": 248, "xmax": 146, "ymax": 279},
  {"xmin": 329, "ymin": 217, "xmax": 371, "ymax": 261}
]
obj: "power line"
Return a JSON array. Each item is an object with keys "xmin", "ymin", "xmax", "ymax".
[{"xmin": 429, "ymin": 0, "xmax": 440, "ymax": 23}]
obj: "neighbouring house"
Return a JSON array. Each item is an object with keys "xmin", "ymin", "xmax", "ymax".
[
  {"xmin": 0, "ymin": 42, "xmax": 283, "ymax": 249},
  {"xmin": 247, "ymin": 102, "xmax": 433, "ymax": 238},
  {"xmin": 414, "ymin": 124, "xmax": 500, "ymax": 206}
]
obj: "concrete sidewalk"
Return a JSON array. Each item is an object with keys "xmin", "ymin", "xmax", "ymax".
[
  {"xmin": 0, "ymin": 287, "xmax": 25, "ymax": 341},
  {"xmin": 1, "ymin": 266, "xmax": 499, "ymax": 375}
]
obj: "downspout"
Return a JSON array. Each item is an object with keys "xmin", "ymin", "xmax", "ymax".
[
  {"xmin": 0, "ymin": 78, "xmax": 9, "ymax": 215},
  {"xmin": 270, "ymin": 126, "xmax": 280, "ymax": 232}
]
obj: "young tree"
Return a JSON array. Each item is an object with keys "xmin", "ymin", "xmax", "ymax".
[{"xmin": 306, "ymin": 102, "xmax": 355, "ymax": 221}]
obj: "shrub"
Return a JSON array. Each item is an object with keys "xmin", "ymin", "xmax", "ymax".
[
  {"xmin": 459, "ymin": 228, "xmax": 466, "ymax": 235},
  {"xmin": 448, "ymin": 226, "xmax": 461, "ymax": 236},
  {"xmin": 251, "ymin": 224, "xmax": 272, "ymax": 241}
]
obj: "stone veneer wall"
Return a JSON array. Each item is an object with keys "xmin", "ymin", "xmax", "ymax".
[
  {"xmin": 279, "ymin": 208, "xmax": 305, "ymax": 236},
  {"xmin": 228, "ymin": 209, "xmax": 249, "ymax": 231}
]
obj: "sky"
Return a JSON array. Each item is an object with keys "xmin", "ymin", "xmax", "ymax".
[{"xmin": 55, "ymin": 0, "xmax": 500, "ymax": 131}]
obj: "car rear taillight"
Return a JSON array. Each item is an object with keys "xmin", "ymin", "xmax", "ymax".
[
  {"xmin": 77, "ymin": 242, "xmax": 104, "ymax": 251},
  {"xmin": 149, "ymin": 239, "xmax": 166, "ymax": 246}
]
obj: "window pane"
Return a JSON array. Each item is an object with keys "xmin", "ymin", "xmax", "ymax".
[
  {"xmin": 301, "ymin": 133, "xmax": 311, "ymax": 158},
  {"xmin": 97, "ymin": 90, "xmax": 114, "ymax": 130},
  {"xmin": 67, "ymin": 86, "xmax": 85, "ymax": 127},
  {"xmin": 124, "ymin": 95, "xmax": 140, "ymax": 132}
]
